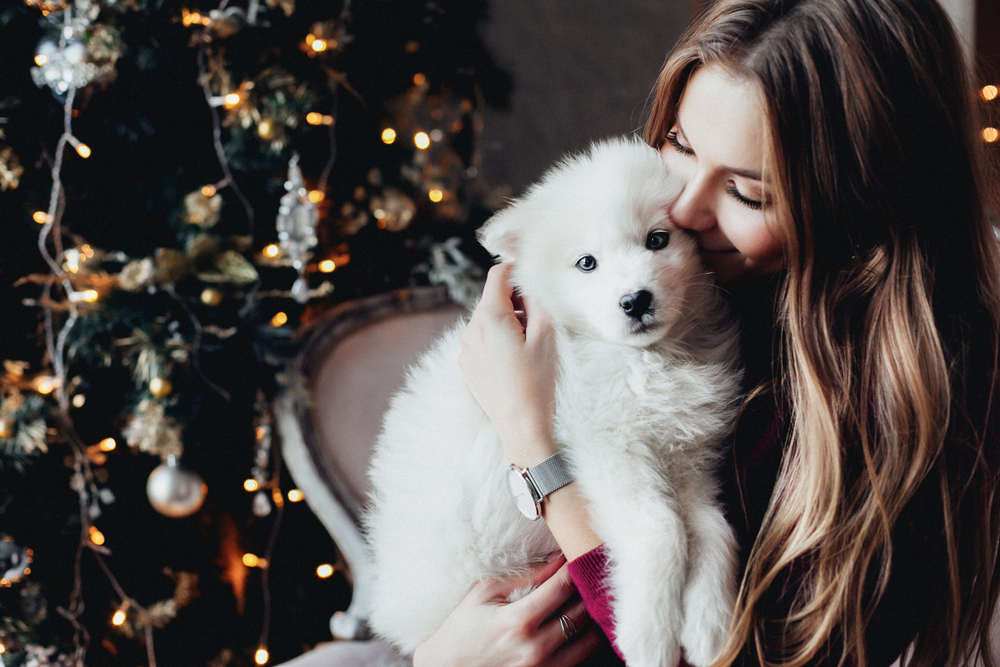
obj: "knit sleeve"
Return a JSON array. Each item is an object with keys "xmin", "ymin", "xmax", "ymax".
[{"xmin": 567, "ymin": 544, "xmax": 626, "ymax": 663}]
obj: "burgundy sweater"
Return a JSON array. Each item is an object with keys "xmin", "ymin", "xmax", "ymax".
[{"xmin": 564, "ymin": 275, "xmax": 994, "ymax": 666}]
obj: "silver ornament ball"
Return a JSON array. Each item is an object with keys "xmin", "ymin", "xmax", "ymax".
[{"xmin": 147, "ymin": 459, "xmax": 207, "ymax": 518}]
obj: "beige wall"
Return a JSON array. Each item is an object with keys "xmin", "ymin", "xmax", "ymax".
[{"xmin": 478, "ymin": 1, "xmax": 691, "ymax": 192}]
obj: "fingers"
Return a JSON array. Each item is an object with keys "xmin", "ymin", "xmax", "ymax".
[
  {"xmin": 479, "ymin": 263, "xmax": 517, "ymax": 318},
  {"xmin": 515, "ymin": 561, "xmax": 578, "ymax": 623},
  {"xmin": 546, "ymin": 625, "xmax": 603, "ymax": 667},
  {"xmin": 538, "ymin": 596, "xmax": 600, "ymax": 667},
  {"xmin": 521, "ymin": 293, "xmax": 554, "ymax": 346}
]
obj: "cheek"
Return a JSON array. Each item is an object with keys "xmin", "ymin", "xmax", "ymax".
[
  {"xmin": 721, "ymin": 212, "xmax": 785, "ymax": 261},
  {"xmin": 660, "ymin": 147, "xmax": 695, "ymax": 183}
]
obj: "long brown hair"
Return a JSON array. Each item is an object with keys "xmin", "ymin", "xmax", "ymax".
[{"xmin": 645, "ymin": 1, "xmax": 1000, "ymax": 666}]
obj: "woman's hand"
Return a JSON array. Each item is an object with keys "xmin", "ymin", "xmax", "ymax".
[
  {"xmin": 459, "ymin": 263, "xmax": 559, "ymax": 468},
  {"xmin": 412, "ymin": 555, "xmax": 601, "ymax": 667}
]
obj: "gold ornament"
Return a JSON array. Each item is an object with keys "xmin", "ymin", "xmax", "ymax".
[
  {"xmin": 122, "ymin": 399, "xmax": 183, "ymax": 458},
  {"xmin": 200, "ymin": 288, "xmax": 223, "ymax": 306},
  {"xmin": 369, "ymin": 188, "xmax": 416, "ymax": 232},
  {"xmin": 0, "ymin": 146, "xmax": 22, "ymax": 191},
  {"xmin": 155, "ymin": 248, "xmax": 190, "ymax": 284},
  {"xmin": 184, "ymin": 191, "xmax": 223, "ymax": 228},
  {"xmin": 149, "ymin": 377, "xmax": 173, "ymax": 398},
  {"xmin": 118, "ymin": 257, "xmax": 156, "ymax": 291}
]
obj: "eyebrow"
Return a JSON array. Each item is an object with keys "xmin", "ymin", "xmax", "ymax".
[{"xmin": 675, "ymin": 119, "xmax": 763, "ymax": 182}]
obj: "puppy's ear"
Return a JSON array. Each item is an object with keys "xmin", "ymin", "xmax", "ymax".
[{"xmin": 476, "ymin": 207, "xmax": 521, "ymax": 263}]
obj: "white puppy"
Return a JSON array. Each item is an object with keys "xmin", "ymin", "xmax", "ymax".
[{"xmin": 364, "ymin": 137, "xmax": 741, "ymax": 667}]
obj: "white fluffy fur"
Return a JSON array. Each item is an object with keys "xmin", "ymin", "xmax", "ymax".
[{"xmin": 364, "ymin": 137, "xmax": 742, "ymax": 667}]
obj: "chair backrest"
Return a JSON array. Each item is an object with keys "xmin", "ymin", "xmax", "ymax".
[{"xmin": 276, "ymin": 285, "xmax": 467, "ymax": 639}]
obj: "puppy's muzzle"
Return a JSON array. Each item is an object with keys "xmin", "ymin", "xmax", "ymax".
[{"xmin": 620, "ymin": 290, "xmax": 653, "ymax": 320}]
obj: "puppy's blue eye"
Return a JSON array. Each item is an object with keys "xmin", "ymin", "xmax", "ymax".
[
  {"xmin": 576, "ymin": 255, "xmax": 597, "ymax": 272},
  {"xmin": 646, "ymin": 231, "xmax": 670, "ymax": 251}
]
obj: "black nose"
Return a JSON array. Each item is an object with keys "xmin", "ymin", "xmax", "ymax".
[{"xmin": 619, "ymin": 290, "xmax": 653, "ymax": 320}]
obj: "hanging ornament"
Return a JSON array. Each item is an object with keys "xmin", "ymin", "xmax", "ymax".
[
  {"xmin": 148, "ymin": 377, "xmax": 172, "ymax": 398},
  {"xmin": 276, "ymin": 153, "xmax": 318, "ymax": 304},
  {"xmin": 369, "ymin": 188, "xmax": 416, "ymax": 232},
  {"xmin": 30, "ymin": 3, "xmax": 122, "ymax": 96},
  {"xmin": 248, "ymin": 393, "xmax": 273, "ymax": 517},
  {"xmin": 0, "ymin": 535, "xmax": 32, "ymax": 585},
  {"xmin": 147, "ymin": 455, "xmax": 207, "ymax": 518},
  {"xmin": 252, "ymin": 490, "xmax": 272, "ymax": 517},
  {"xmin": 200, "ymin": 287, "xmax": 223, "ymax": 306}
]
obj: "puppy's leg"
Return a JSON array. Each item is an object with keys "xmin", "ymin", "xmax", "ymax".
[
  {"xmin": 677, "ymin": 471, "xmax": 738, "ymax": 667},
  {"xmin": 582, "ymin": 468, "xmax": 687, "ymax": 667}
]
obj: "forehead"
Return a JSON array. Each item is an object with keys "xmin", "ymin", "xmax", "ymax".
[{"xmin": 675, "ymin": 64, "xmax": 767, "ymax": 175}]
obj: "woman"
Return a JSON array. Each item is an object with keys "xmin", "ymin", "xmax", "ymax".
[{"xmin": 415, "ymin": 0, "xmax": 1000, "ymax": 665}]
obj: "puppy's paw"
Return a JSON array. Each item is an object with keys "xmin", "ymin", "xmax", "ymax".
[
  {"xmin": 617, "ymin": 626, "xmax": 680, "ymax": 667},
  {"xmin": 679, "ymin": 601, "xmax": 730, "ymax": 667}
]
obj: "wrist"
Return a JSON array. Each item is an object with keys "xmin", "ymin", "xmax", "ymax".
[{"xmin": 502, "ymin": 428, "xmax": 558, "ymax": 468}]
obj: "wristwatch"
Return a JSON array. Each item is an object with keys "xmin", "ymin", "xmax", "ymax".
[{"xmin": 506, "ymin": 452, "xmax": 573, "ymax": 521}]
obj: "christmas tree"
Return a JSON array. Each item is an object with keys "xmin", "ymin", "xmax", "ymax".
[{"xmin": 0, "ymin": 0, "xmax": 510, "ymax": 664}]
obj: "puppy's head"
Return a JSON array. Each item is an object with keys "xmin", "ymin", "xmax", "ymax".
[{"xmin": 478, "ymin": 137, "xmax": 703, "ymax": 347}]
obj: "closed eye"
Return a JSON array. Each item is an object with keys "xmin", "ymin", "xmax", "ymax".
[
  {"xmin": 726, "ymin": 183, "xmax": 763, "ymax": 210},
  {"xmin": 665, "ymin": 130, "xmax": 693, "ymax": 157}
]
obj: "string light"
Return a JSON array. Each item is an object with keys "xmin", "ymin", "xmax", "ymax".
[
  {"xmin": 258, "ymin": 120, "xmax": 274, "ymax": 139},
  {"xmin": 33, "ymin": 211, "xmax": 50, "ymax": 224},
  {"xmin": 428, "ymin": 189, "xmax": 443, "ymax": 203},
  {"xmin": 414, "ymin": 132, "xmax": 430, "ymax": 150},
  {"xmin": 0, "ymin": 642, "xmax": 5, "ymax": 653},
  {"xmin": 89, "ymin": 526, "xmax": 105, "ymax": 546},
  {"xmin": 270, "ymin": 312, "xmax": 288, "ymax": 327},
  {"xmin": 310, "ymin": 38, "xmax": 328, "ymax": 52},
  {"xmin": 413, "ymin": 73, "xmax": 426, "ymax": 86},
  {"xmin": 255, "ymin": 648, "xmax": 269, "ymax": 665},
  {"xmin": 316, "ymin": 564, "xmax": 334, "ymax": 578},
  {"xmin": 72, "ymin": 394, "xmax": 86, "ymax": 407},
  {"xmin": 318, "ymin": 260, "xmax": 335, "ymax": 273},
  {"xmin": 306, "ymin": 112, "xmax": 334, "ymax": 125},
  {"xmin": 224, "ymin": 93, "xmax": 241, "ymax": 108},
  {"xmin": 244, "ymin": 479, "xmax": 260, "ymax": 492},
  {"xmin": 242, "ymin": 553, "xmax": 260, "ymax": 567},
  {"xmin": 307, "ymin": 190, "xmax": 324, "ymax": 203},
  {"xmin": 982, "ymin": 85, "xmax": 998, "ymax": 102},
  {"xmin": 82, "ymin": 290, "xmax": 99, "ymax": 303},
  {"xmin": 201, "ymin": 184, "xmax": 217, "ymax": 197},
  {"xmin": 80, "ymin": 244, "xmax": 94, "ymax": 258},
  {"xmin": 99, "ymin": 437, "xmax": 116, "ymax": 451},
  {"xmin": 264, "ymin": 244, "xmax": 280, "ymax": 258},
  {"xmin": 287, "ymin": 489, "xmax": 303, "ymax": 502},
  {"xmin": 67, "ymin": 135, "xmax": 91, "ymax": 158},
  {"xmin": 381, "ymin": 128, "xmax": 397, "ymax": 144},
  {"xmin": 181, "ymin": 9, "xmax": 211, "ymax": 27},
  {"xmin": 34, "ymin": 376, "xmax": 57, "ymax": 395},
  {"xmin": 34, "ymin": 54, "xmax": 48, "ymax": 66},
  {"xmin": 112, "ymin": 609, "xmax": 126, "ymax": 626},
  {"xmin": 984, "ymin": 127, "xmax": 999, "ymax": 143}
]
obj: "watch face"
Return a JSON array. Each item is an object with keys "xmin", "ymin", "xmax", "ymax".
[{"xmin": 506, "ymin": 466, "xmax": 540, "ymax": 520}]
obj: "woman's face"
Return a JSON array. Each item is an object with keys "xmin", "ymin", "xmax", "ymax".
[{"xmin": 661, "ymin": 63, "xmax": 786, "ymax": 283}]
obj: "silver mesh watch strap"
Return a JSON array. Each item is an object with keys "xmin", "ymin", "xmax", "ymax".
[{"xmin": 526, "ymin": 452, "xmax": 572, "ymax": 499}]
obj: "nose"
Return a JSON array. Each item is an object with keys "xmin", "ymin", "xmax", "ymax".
[
  {"xmin": 668, "ymin": 171, "xmax": 716, "ymax": 233},
  {"xmin": 620, "ymin": 290, "xmax": 653, "ymax": 320}
]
